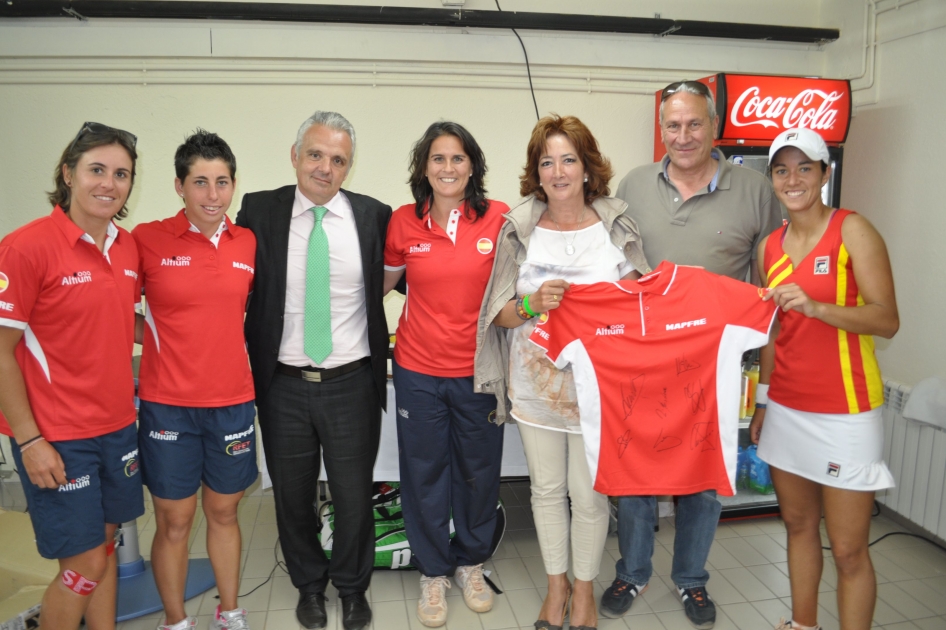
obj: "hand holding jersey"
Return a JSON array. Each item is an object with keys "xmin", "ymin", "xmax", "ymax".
[{"xmin": 531, "ymin": 278, "xmax": 570, "ymax": 312}]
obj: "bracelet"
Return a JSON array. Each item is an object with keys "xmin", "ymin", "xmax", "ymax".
[
  {"xmin": 755, "ymin": 403, "xmax": 768, "ymax": 409},
  {"xmin": 522, "ymin": 294, "xmax": 538, "ymax": 318},
  {"xmin": 19, "ymin": 436, "xmax": 46, "ymax": 453},
  {"xmin": 17, "ymin": 434, "xmax": 43, "ymax": 449},
  {"xmin": 755, "ymin": 383, "xmax": 769, "ymax": 405},
  {"xmin": 514, "ymin": 296, "xmax": 530, "ymax": 320}
]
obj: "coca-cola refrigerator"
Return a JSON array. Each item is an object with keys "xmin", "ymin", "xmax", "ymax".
[
  {"xmin": 652, "ymin": 74, "xmax": 853, "ymax": 518},
  {"xmin": 654, "ymin": 73, "xmax": 852, "ymax": 212}
]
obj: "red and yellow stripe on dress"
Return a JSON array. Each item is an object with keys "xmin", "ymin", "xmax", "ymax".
[
  {"xmin": 835, "ymin": 244, "xmax": 884, "ymax": 414},
  {"xmin": 766, "ymin": 253, "xmax": 793, "ymax": 288}
]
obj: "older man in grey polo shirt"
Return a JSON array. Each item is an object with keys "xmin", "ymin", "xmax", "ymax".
[{"xmin": 600, "ymin": 81, "xmax": 783, "ymax": 629}]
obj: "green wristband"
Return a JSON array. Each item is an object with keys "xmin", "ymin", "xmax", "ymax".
[{"xmin": 522, "ymin": 293, "xmax": 538, "ymax": 318}]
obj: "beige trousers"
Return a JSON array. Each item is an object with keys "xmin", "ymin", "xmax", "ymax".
[{"xmin": 517, "ymin": 421, "xmax": 610, "ymax": 581}]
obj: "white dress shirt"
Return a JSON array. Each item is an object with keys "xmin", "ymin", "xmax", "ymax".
[{"xmin": 278, "ymin": 187, "xmax": 370, "ymax": 368}]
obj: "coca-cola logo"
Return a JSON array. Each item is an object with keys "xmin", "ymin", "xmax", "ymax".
[{"xmin": 730, "ymin": 87, "xmax": 844, "ymax": 132}]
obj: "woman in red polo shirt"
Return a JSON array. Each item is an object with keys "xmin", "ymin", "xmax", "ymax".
[
  {"xmin": 132, "ymin": 130, "xmax": 257, "ymax": 630},
  {"xmin": 0, "ymin": 122, "xmax": 143, "ymax": 630},
  {"xmin": 750, "ymin": 128, "xmax": 899, "ymax": 630},
  {"xmin": 383, "ymin": 121, "xmax": 508, "ymax": 628}
]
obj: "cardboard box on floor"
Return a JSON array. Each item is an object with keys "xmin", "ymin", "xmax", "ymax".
[{"xmin": 0, "ymin": 509, "xmax": 57, "ymax": 629}]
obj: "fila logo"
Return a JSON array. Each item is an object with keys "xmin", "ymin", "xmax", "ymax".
[
  {"xmin": 666, "ymin": 318, "xmax": 707, "ymax": 331},
  {"xmin": 233, "ymin": 261, "xmax": 255, "ymax": 274},
  {"xmin": 814, "ymin": 256, "xmax": 830, "ymax": 275},
  {"xmin": 161, "ymin": 256, "xmax": 191, "ymax": 266},
  {"xmin": 0, "ymin": 301, "xmax": 12, "ymax": 312},
  {"xmin": 409, "ymin": 243, "xmax": 432, "ymax": 254},
  {"xmin": 827, "ymin": 462, "xmax": 841, "ymax": 477},
  {"xmin": 58, "ymin": 475, "xmax": 91, "ymax": 492},
  {"xmin": 224, "ymin": 425, "xmax": 254, "ymax": 441},
  {"xmin": 124, "ymin": 269, "xmax": 138, "ymax": 280},
  {"xmin": 61, "ymin": 271, "xmax": 92, "ymax": 286},
  {"xmin": 149, "ymin": 430, "xmax": 179, "ymax": 441},
  {"xmin": 596, "ymin": 324, "xmax": 625, "ymax": 336}
]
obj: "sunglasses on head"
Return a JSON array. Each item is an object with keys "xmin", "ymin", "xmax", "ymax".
[
  {"xmin": 660, "ymin": 80, "xmax": 712, "ymax": 101},
  {"xmin": 67, "ymin": 121, "xmax": 138, "ymax": 154}
]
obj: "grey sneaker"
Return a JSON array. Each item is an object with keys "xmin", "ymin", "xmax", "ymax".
[
  {"xmin": 417, "ymin": 575, "xmax": 451, "ymax": 627},
  {"xmin": 677, "ymin": 586, "xmax": 716, "ymax": 629},
  {"xmin": 454, "ymin": 564, "xmax": 493, "ymax": 612},
  {"xmin": 600, "ymin": 579, "xmax": 647, "ymax": 618},
  {"xmin": 210, "ymin": 607, "xmax": 250, "ymax": 630},
  {"xmin": 775, "ymin": 619, "xmax": 821, "ymax": 630},
  {"xmin": 157, "ymin": 618, "xmax": 198, "ymax": 630}
]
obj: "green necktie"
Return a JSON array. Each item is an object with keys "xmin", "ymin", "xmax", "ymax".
[{"xmin": 304, "ymin": 206, "xmax": 332, "ymax": 364}]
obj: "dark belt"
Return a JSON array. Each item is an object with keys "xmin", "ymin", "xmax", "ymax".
[{"xmin": 276, "ymin": 357, "xmax": 371, "ymax": 383}]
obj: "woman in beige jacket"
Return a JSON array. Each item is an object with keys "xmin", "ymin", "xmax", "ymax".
[{"xmin": 474, "ymin": 115, "xmax": 649, "ymax": 630}]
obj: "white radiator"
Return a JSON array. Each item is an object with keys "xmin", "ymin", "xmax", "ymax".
[{"xmin": 879, "ymin": 379, "xmax": 946, "ymax": 540}]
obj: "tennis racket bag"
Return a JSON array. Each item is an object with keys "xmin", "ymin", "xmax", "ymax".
[{"xmin": 318, "ymin": 482, "xmax": 506, "ymax": 570}]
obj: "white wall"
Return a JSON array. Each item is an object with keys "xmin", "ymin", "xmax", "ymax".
[
  {"xmin": 833, "ymin": 0, "xmax": 946, "ymax": 385},
  {"xmin": 0, "ymin": 1, "xmax": 830, "ymax": 237}
]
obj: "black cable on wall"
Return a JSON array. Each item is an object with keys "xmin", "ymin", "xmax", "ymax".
[{"xmin": 493, "ymin": 0, "xmax": 540, "ymax": 122}]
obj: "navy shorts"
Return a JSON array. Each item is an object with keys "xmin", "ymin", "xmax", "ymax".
[
  {"xmin": 138, "ymin": 400, "xmax": 258, "ymax": 500},
  {"xmin": 12, "ymin": 422, "xmax": 145, "ymax": 560}
]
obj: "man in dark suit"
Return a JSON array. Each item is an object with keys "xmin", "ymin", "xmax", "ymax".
[{"xmin": 236, "ymin": 111, "xmax": 391, "ymax": 630}]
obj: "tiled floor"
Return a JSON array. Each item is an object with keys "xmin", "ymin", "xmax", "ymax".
[{"xmin": 32, "ymin": 478, "xmax": 946, "ymax": 629}]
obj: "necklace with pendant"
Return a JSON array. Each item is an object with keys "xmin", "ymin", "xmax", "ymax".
[{"xmin": 547, "ymin": 205, "xmax": 587, "ymax": 255}]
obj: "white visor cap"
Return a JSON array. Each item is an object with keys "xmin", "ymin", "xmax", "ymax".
[{"xmin": 768, "ymin": 128, "xmax": 830, "ymax": 165}]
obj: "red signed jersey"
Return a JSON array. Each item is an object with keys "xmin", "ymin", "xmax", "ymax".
[
  {"xmin": 764, "ymin": 209, "xmax": 884, "ymax": 414},
  {"xmin": 529, "ymin": 261, "xmax": 776, "ymax": 496}
]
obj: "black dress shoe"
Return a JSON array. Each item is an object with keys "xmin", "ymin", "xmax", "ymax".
[
  {"xmin": 341, "ymin": 592, "xmax": 372, "ymax": 630},
  {"xmin": 296, "ymin": 591, "xmax": 328, "ymax": 629}
]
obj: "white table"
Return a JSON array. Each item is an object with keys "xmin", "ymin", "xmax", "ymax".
[{"xmin": 260, "ymin": 380, "xmax": 528, "ymax": 488}]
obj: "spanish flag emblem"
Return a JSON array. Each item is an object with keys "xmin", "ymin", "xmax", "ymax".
[
  {"xmin": 0, "ymin": 272, "xmax": 8, "ymax": 293},
  {"xmin": 476, "ymin": 238, "xmax": 494, "ymax": 255}
]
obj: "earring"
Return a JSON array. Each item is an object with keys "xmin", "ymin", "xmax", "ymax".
[{"xmin": 584, "ymin": 176, "xmax": 588, "ymax": 183}]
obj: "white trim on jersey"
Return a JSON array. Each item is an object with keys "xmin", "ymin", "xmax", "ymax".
[
  {"xmin": 384, "ymin": 264, "xmax": 407, "ymax": 272},
  {"xmin": 548, "ymin": 339, "xmax": 603, "ymax": 486},
  {"xmin": 23, "ymin": 325, "xmax": 50, "ymax": 383},
  {"xmin": 717, "ymin": 322, "xmax": 773, "ymax": 492},
  {"xmin": 144, "ymin": 303, "xmax": 160, "ymax": 353},
  {"xmin": 0, "ymin": 317, "xmax": 27, "ymax": 330},
  {"xmin": 662, "ymin": 264, "xmax": 679, "ymax": 296}
]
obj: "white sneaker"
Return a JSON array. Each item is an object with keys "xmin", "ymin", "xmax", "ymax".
[
  {"xmin": 775, "ymin": 620, "xmax": 821, "ymax": 630},
  {"xmin": 157, "ymin": 618, "xmax": 197, "ymax": 630},
  {"xmin": 417, "ymin": 575, "xmax": 451, "ymax": 627},
  {"xmin": 210, "ymin": 607, "xmax": 250, "ymax": 630},
  {"xmin": 454, "ymin": 564, "xmax": 493, "ymax": 613}
]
